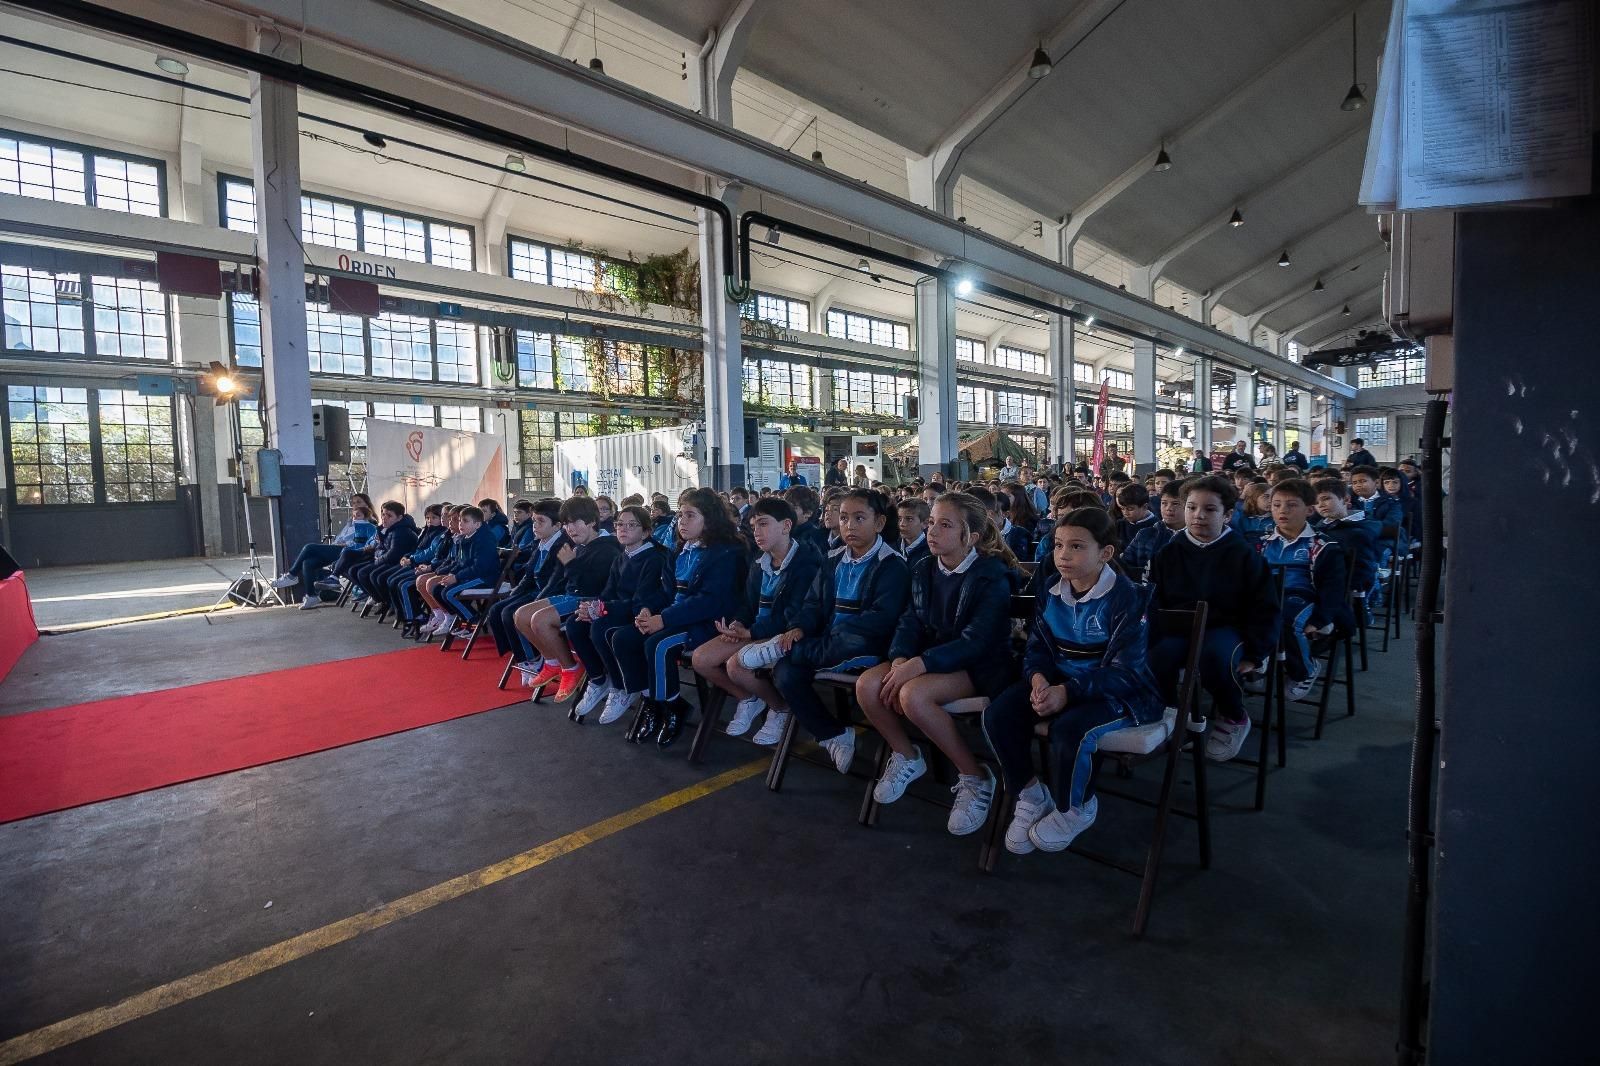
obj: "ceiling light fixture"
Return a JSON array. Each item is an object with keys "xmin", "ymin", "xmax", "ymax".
[
  {"xmin": 363, "ymin": 131, "xmax": 387, "ymax": 149},
  {"xmin": 504, "ymin": 153, "xmax": 527, "ymax": 173},
  {"xmin": 956, "ymin": 276, "xmax": 975, "ymax": 296},
  {"xmin": 809, "ymin": 118, "xmax": 824, "ymax": 166},
  {"xmin": 1153, "ymin": 144, "xmax": 1173, "ymax": 172},
  {"xmin": 1228, "ymin": 207, "xmax": 1244, "ymax": 227},
  {"xmin": 1313, "ymin": 277, "xmax": 1325, "ymax": 292},
  {"xmin": 589, "ymin": 9, "xmax": 605, "ymax": 73},
  {"xmin": 1027, "ymin": 44, "xmax": 1053, "ymax": 80},
  {"xmin": 155, "ymin": 56, "xmax": 189, "ymax": 76},
  {"xmin": 856, "ymin": 257, "xmax": 872, "ymax": 273},
  {"xmin": 1340, "ymin": 12, "xmax": 1366, "ymax": 111},
  {"xmin": 1342, "ymin": 304, "xmax": 1352, "ymax": 315},
  {"xmin": 1278, "ymin": 249, "xmax": 1291, "ymax": 267}
]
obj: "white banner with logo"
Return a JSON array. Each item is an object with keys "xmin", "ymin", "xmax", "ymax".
[{"xmin": 365, "ymin": 418, "xmax": 505, "ymax": 514}]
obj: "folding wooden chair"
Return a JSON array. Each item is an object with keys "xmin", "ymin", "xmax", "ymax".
[
  {"xmin": 1219, "ymin": 571, "xmax": 1286, "ymax": 812},
  {"xmin": 982, "ymin": 604, "xmax": 1212, "ymax": 937},
  {"xmin": 1363, "ymin": 531, "xmax": 1404, "ymax": 653},
  {"xmin": 440, "ymin": 549, "xmax": 521, "ymax": 658}
]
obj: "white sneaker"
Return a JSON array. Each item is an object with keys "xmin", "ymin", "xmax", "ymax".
[
  {"xmin": 1287, "ymin": 660, "xmax": 1322, "ymax": 701},
  {"xmin": 270, "ymin": 574, "xmax": 297, "ymax": 589},
  {"xmin": 574, "ymin": 679, "xmax": 610, "ymax": 719},
  {"xmin": 514, "ymin": 660, "xmax": 541, "ymax": 686},
  {"xmin": 1004, "ymin": 784, "xmax": 1055, "ymax": 855},
  {"xmin": 947, "ymin": 767, "xmax": 996, "ymax": 836},
  {"xmin": 737, "ymin": 636, "xmax": 788, "ymax": 671},
  {"xmin": 298, "ymin": 594, "xmax": 324, "ymax": 611},
  {"xmin": 1206, "ymin": 716, "xmax": 1252, "ymax": 762},
  {"xmin": 423, "ymin": 611, "xmax": 451, "ymax": 634},
  {"xmin": 751, "ymin": 710, "xmax": 790, "ymax": 746},
  {"xmin": 725, "ymin": 697, "xmax": 766, "ymax": 736},
  {"xmin": 599, "ymin": 689, "xmax": 641, "ymax": 726},
  {"xmin": 872, "ymin": 745, "xmax": 927, "ymax": 804},
  {"xmin": 820, "ymin": 729, "xmax": 855, "ymax": 774},
  {"xmin": 449, "ymin": 626, "xmax": 472, "ymax": 640},
  {"xmin": 1028, "ymin": 795, "xmax": 1098, "ymax": 852}
]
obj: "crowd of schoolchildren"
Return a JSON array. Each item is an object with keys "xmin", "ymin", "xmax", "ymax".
[{"xmin": 274, "ymin": 445, "xmax": 1419, "ymax": 857}]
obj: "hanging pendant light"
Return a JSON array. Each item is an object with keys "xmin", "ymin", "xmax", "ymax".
[
  {"xmin": 589, "ymin": 10, "xmax": 605, "ymax": 73},
  {"xmin": 1027, "ymin": 44, "xmax": 1053, "ymax": 80},
  {"xmin": 1228, "ymin": 207, "xmax": 1244, "ymax": 227},
  {"xmin": 810, "ymin": 118, "xmax": 824, "ymax": 166},
  {"xmin": 1153, "ymin": 144, "xmax": 1173, "ymax": 172},
  {"xmin": 1340, "ymin": 12, "xmax": 1365, "ymax": 111},
  {"xmin": 1342, "ymin": 304, "xmax": 1352, "ymax": 315},
  {"xmin": 1278, "ymin": 250, "xmax": 1291, "ymax": 267},
  {"xmin": 1313, "ymin": 277, "xmax": 1325, "ymax": 292}
]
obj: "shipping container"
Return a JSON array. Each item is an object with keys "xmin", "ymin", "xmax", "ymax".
[{"xmin": 556, "ymin": 424, "xmax": 700, "ymax": 501}]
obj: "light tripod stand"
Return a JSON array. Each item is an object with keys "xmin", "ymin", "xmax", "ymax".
[{"xmin": 207, "ymin": 393, "xmax": 288, "ymax": 621}]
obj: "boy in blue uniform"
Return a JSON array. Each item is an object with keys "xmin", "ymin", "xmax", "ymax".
[
  {"xmin": 1121, "ymin": 480, "xmax": 1182, "ymax": 579},
  {"xmin": 566, "ymin": 505, "xmax": 673, "ymax": 723},
  {"xmin": 1260, "ymin": 480, "xmax": 1351, "ymax": 700},
  {"xmin": 1349, "ymin": 465, "xmax": 1402, "ymax": 607},
  {"xmin": 1313, "ymin": 477, "xmax": 1380, "ymax": 622},
  {"xmin": 516, "ymin": 496, "xmax": 623, "ymax": 704},
  {"xmin": 739, "ymin": 488, "xmax": 911, "ymax": 772},
  {"xmin": 984, "ymin": 507, "xmax": 1163, "ymax": 854},
  {"xmin": 895, "ymin": 498, "xmax": 930, "ymax": 565},
  {"xmin": 1114, "ymin": 483, "xmax": 1159, "ymax": 555},
  {"xmin": 435, "ymin": 505, "xmax": 504, "ymax": 638}
]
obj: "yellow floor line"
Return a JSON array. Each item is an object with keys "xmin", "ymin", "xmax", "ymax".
[
  {"xmin": 0, "ymin": 757, "xmax": 769, "ymax": 1065},
  {"xmin": 38, "ymin": 603, "xmax": 236, "ymax": 634}
]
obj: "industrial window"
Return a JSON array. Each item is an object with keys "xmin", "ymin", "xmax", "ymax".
[
  {"xmin": 994, "ymin": 345, "xmax": 1045, "ymax": 375},
  {"xmin": 957, "ymin": 384, "xmax": 987, "ymax": 423},
  {"xmin": 438, "ymin": 405, "xmax": 480, "ymax": 432},
  {"xmin": 5, "ymin": 385, "xmax": 93, "ymax": 504},
  {"xmin": 1073, "ymin": 361, "xmax": 1096, "ymax": 385},
  {"xmin": 435, "ymin": 321, "xmax": 479, "ymax": 384},
  {"xmin": 994, "ymin": 390, "xmax": 1044, "ymax": 427},
  {"xmin": 369, "ymin": 313, "xmax": 434, "ymax": 381},
  {"xmin": 605, "ymin": 341, "xmax": 647, "ymax": 395},
  {"xmin": 2, "ymin": 265, "xmax": 85, "ymax": 354},
  {"xmin": 1103, "ymin": 368, "xmax": 1134, "ymax": 390},
  {"xmin": 550, "ymin": 248, "xmax": 599, "ymax": 291},
  {"xmin": 742, "ymin": 358, "xmax": 812, "ymax": 408},
  {"xmin": 824, "ymin": 309, "xmax": 911, "ymax": 350},
  {"xmin": 741, "ymin": 292, "xmax": 810, "ymax": 332},
  {"xmin": 91, "ymin": 157, "xmax": 163, "ymax": 216},
  {"xmin": 956, "ymin": 338, "xmax": 985, "ymax": 364},
  {"xmin": 1211, "ymin": 382, "xmax": 1238, "ymax": 414},
  {"xmin": 228, "ymin": 294, "xmax": 262, "ymax": 367},
  {"xmin": 4, "ymin": 385, "xmax": 178, "ymax": 506},
  {"xmin": 554, "ymin": 336, "xmax": 591, "ymax": 392},
  {"xmin": 831, "ymin": 368, "xmax": 909, "ymax": 416},
  {"xmin": 90, "ymin": 276, "xmax": 168, "ymax": 360},
  {"xmin": 301, "ymin": 195, "xmax": 360, "ymax": 250},
  {"xmin": 1102, "ymin": 404, "xmax": 1133, "ymax": 433},
  {"xmin": 361, "ymin": 210, "xmax": 427, "ymax": 262},
  {"xmin": 220, "ymin": 177, "xmax": 474, "ymax": 268},
  {"xmin": 0, "ymin": 131, "xmax": 166, "ymax": 216},
  {"xmin": 237, "ymin": 399, "xmax": 267, "ymax": 450},
  {"xmin": 1256, "ymin": 383, "xmax": 1275, "ymax": 406},
  {"xmin": 1354, "ymin": 417, "xmax": 1389, "ymax": 445},
  {"xmin": 306, "ymin": 306, "xmax": 366, "ymax": 375},
  {"xmin": 370, "ymin": 401, "xmax": 433, "ymax": 425},
  {"xmin": 1356, "ymin": 355, "xmax": 1427, "ymax": 389},
  {"xmin": 514, "ymin": 330, "xmax": 554, "ymax": 389},
  {"xmin": 508, "ymin": 238, "xmax": 552, "ymax": 285},
  {"xmin": 96, "ymin": 390, "xmax": 177, "ymax": 502},
  {"xmin": 519, "ymin": 409, "xmax": 555, "ymax": 490}
]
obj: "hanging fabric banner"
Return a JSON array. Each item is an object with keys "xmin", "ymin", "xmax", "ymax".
[
  {"xmin": 365, "ymin": 418, "xmax": 505, "ymax": 514},
  {"xmin": 1090, "ymin": 379, "xmax": 1110, "ymax": 476}
]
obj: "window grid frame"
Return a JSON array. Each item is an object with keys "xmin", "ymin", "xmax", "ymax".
[
  {"xmin": 0, "ymin": 128, "xmax": 169, "ymax": 217},
  {"xmin": 2, "ymin": 384, "xmax": 180, "ymax": 508},
  {"xmin": 2, "ymin": 262, "xmax": 173, "ymax": 365}
]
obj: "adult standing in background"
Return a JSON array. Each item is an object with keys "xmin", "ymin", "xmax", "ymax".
[
  {"xmin": 1283, "ymin": 440, "xmax": 1308, "ymax": 471},
  {"xmin": 1190, "ymin": 447, "xmax": 1212, "ymax": 473},
  {"xmin": 1097, "ymin": 443, "xmax": 1126, "ymax": 482},
  {"xmin": 1221, "ymin": 440, "xmax": 1256, "ymax": 474},
  {"xmin": 1345, "ymin": 438, "xmax": 1377, "ymax": 468},
  {"xmin": 825, "ymin": 458, "xmax": 848, "ymax": 488},
  {"xmin": 778, "ymin": 460, "xmax": 807, "ymax": 490}
]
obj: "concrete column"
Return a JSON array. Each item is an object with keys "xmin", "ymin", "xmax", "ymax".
[
  {"xmin": 1048, "ymin": 311, "xmax": 1074, "ymax": 468},
  {"xmin": 1270, "ymin": 380, "xmax": 1287, "ymax": 455},
  {"xmin": 915, "ymin": 276, "xmax": 957, "ymax": 478},
  {"xmin": 697, "ymin": 182, "xmax": 744, "ymax": 489},
  {"xmin": 1195, "ymin": 356, "xmax": 1213, "ymax": 456},
  {"xmin": 1126, "ymin": 267, "xmax": 1156, "ymax": 473},
  {"xmin": 249, "ymin": 46, "xmax": 318, "ymax": 565}
]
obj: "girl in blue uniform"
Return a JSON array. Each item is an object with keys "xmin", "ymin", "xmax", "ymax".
[{"xmin": 984, "ymin": 507, "xmax": 1162, "ymax": 855}]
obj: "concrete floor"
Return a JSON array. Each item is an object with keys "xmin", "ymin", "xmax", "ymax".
[
  {"xmin": 22, "ymin": 555, "xmax": 256, "ymax": 629},
  {"xmin": 0, "ymin": 606, "xmax": 1416, "ymax": 1065}
]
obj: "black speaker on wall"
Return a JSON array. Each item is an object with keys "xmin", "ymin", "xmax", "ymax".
[
  {"xmin": 744, "ymin": 416, "xmax": 759, "ymax": 457},
  {"xmin": 313, "ymin": 405, "xmax": 351, "ymax": 464}
]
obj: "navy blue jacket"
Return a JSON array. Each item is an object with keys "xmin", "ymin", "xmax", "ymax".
[
  {"xmin": 789, "ymin": 540, "xmax": 910, "ymax": 661},
  {"xmin": 1317, "ymin": 513, "xmax": 1379, "ymax": 596},
  {"xmin": 485, "ymin": 511, "xmax": 511, "ymax": 545},
  {"xmin": 1002, "ymin": 522, "xmax": 1031, "ymax": 562},
  {"xmin": 454, "ymin": 524, "xmax": 503, "ymax": 586},
  {"xmin": 659, "ymin": 541, "xmax": 745, "ymax": 630},
  {"xmin": 1116, "ymin": 511, "xmax": 1159, "ymax": 554},
  {"xmin": 597, "ymin": 542, "xmax": 673, "ymax": 619},
  {"xmin": 408, "ymin": 524, "xmax": 448, "ymax": 567},
  {"xmin": 372, "ymin": 514, "xmax": 419, "ymax": 568},
  {"xmin": 738, "ymin": 539, "xmax": 824, "ymax": 640},
  {"xmin": 1357, "ymin": 491, "xmax": 1403, "ymax": 541},
  {"xmin": 890, "ymin": 553, "xmax": 1014, "ymax": 697},
  {"xmin": 551, "ymin": 534, "xmax": 623, "ymax": 597},
  {"xmin": 1122, "ymin": 522, "xmax": 1177, "ymax": 576},
  {"xmin": 1024, "ymin": 569, "xmax": 1163, "ymax": 722},
  {"xmin": 794, "ymin": 518, "xmax": 828, "ymax": 556},
  {"xmin": 1260, "ymin": 528, "xmax": 1353, "ymax": 632},
  {"xmin": 1147, "ymin": 528, "xmax": 1279, "ymax": 665},
  {"xmin": 900, "ymin": 536, "xmax": 931, "ymax": 568},
  {"xmin": 512, "ymin": 532, "xmax": 570, "ymax": 598}
]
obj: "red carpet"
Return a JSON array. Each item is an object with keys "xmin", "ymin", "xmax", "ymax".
[
  {"xmin": 0, "ymin": 571, "xmax": 39, "ymax": 682},
  {"xmin": 0, "ymin": 646, "xmax": 521, "ymax": 824}
]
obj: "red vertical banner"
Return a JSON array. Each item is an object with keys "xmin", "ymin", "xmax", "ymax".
[{"xmin": 1090, "ymin": 379, "xmax": 1110, "ymax": 475}]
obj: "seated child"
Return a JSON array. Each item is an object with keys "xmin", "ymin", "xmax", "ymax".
[
  {"xmin": 350, "ymin": 501, "xmax": 417, "ymax": 607},
  {"xmin": 1035, "ymin": 489, "xmax": 1105, "ymax": 565},
  {"xmin": 600, "ymin": 488, "xmax": 745, "ymax": 748},
  {"xmin": 1114, "ymin": 483, "xmax": 1158, "ymax": 552},
  {"xmin": 1260, "ymin": 479, "xmax": 1351, "ymax": 700},
  {"xmin": 431, "ymin": 505, "xmax": 504, "ymax": 639},
  {"xmin": 984, "ymin": 507, "xmax": 1162, "ymax": 854},
  {"xmin": 784, "ymin": 485, "xmax": 828, "ymax": 555},
  {"xmin": 821, "ymin": 489, "xmax": 844, "ymax": 551},
  {"xmin": 479, "ymin": 499, "xmax": 510, "ymax": 544},
  {"xmin": 972, "ymin": 486, "xmax": 1032, "ymax": 562},
  {"xmin": 1121, "ymin": 479, "xmax": 1183, "ymax": 579},
  {"xmin": 380, "ymin": 504, "xmax": 446, "ymax": 617},
  {"xmin": 514, "ymin": 496, "xmax": 623, "ymax": 703},
  {"xmin": 649, "ymin": 499, "xmax": 678, "ymax": 550},
  {"xmin": 1232, "ymin": 481, "xmax": 1274, "ymax": 548},
  {"xmin": 565, "ymin": 505, "xmax": 673, "ymax": 722},
  {"xmin": 896, "ymin": 498, "xmax": 930, "ymax": 564},
  {"xmin": 402, "ymin": 506, "xmax": 460, "ymax": 632},
  {"xmin": 1312, "ymin": 477, "xmax": 1379, "ymax": 621},
  {"xmin": 1348, "ymin": 464, "xmax": 1402, "ymax": 605},
  {"xmin": 690, "ymin": 498, "xmax": 824, "ymax": 738},
  {"xmin": 1146, "ymin": 475, "xmax": 1279, "ymax": 763},
  {"xmin": 485, "ymin": 499, "xmax": 567, "ymax": 667},
  {"xmin": 737, "ymin": 488, "xmax": 911, "ymax": 770},
  {"xmin": 856, "ymin": 492, "xmax": 1015, "ymax": 835}
]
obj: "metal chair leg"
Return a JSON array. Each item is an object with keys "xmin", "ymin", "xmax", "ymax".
[
  {"xmin": 687, "ymin": 688, "xmax": 727, "ymax": 765},
  {"xmin": 765, "ymin": 713, "xmax": 798, "ymax": 792},
  {"xmin": 858, "ymin": 735, "xmax": 890, "ymax": 826},
  {"xmin": 1132, "ymin": 742, "xmax": 1184, "ymax": 937},
  {"xmin": 1192, "ymin": 726, "xmax": 1212, "ymax": 870},
  {"xmin": 1253, "ymin": 683, "xmax": 1271, "ymax": 812},
  {"xmin": 1344, "ymin": 631, "xmax": 1357, "ymax": 718},
  {"xmin": 497, "ymin": 654, "xmax": 517, "ymax": 690},
  {"xmin": 981, "ymin": 786, "xmax": 1011, "ymax": 873}
]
